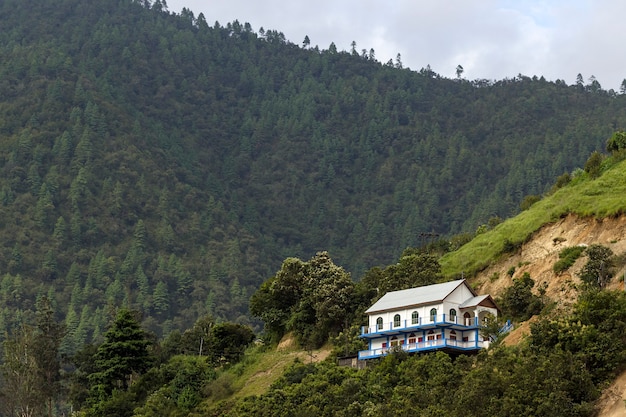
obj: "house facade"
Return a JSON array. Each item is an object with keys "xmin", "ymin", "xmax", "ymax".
[{"xmin": 358, "ymin": 279, "xmax": 500, "ymax": 360}]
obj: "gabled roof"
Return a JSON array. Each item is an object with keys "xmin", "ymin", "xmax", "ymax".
[
  {"xmin": 365, "ymin": 279, "xmax": 475, "ymax": 314},
  {"xmin": 459, "ymin": 295, "xmax": 489, "ymax": 308},
  {"xmin": 459, "ymin": 294, "xmax": 501, "ymax": 312}
]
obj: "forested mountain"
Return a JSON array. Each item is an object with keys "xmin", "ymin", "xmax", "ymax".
[{"xmin": 1, "ymin": 0, "xmax": 626, "ymax": 342}]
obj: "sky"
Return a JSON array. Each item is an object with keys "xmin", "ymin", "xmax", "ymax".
[{"xmin": 165, "ymin": 0, "xmax": 625, "ymax": 91}]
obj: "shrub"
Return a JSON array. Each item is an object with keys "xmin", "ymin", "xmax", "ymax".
[
  {"xmin": 553, "ymin": 246, "xmax": 585, "ymax": 274},
  {"xmin": 520, "ymin": 194, "xmax": 541, "ymax": 211},
  {"xmin": 502, "ymin": 239, "xmax": 521, "ymax": 254},
  {"xmin": 606, "ymin": 131, "xmax": 626, "ymax": 153},
  {"xmin": 583, "ymin": 151, "xmax": 604, "ymax": 178},
  {"xmin": 499, "ymin": 272, "xmax": 543, "ymax": 321}
]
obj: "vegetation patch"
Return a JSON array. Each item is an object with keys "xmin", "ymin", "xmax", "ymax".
[{"xmin": 553, "ymin": 246, "xmax": 586, "ymax": 274}]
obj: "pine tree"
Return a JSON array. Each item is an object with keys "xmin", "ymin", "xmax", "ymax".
[
  {"xmin": 61, "ymin": 305, "xmax": 80, "ymax": 356},
  {"xmin": 152, "ymin": 281, "xmax": 169, "ymax": 317},
  {"xmin": 52, "ymin": 216, "xmax": 67, "ymax": 247},
  {"xmin": 135, "ymin": 266, "xmax": 151, "ymax": 312},
  {"xmin": 89, "ymin": 309, "xmax": 152, "ymax": 397}
]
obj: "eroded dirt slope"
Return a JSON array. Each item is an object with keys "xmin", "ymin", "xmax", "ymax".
[
  {"xmin": 470, "ymin": 214, "xmax": 626, "ymax": 417},
  {"xmin": 474, "ymin": 214, "xmax": 626, "ymax": 308}
]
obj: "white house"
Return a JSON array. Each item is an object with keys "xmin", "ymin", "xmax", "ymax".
[{"xmin": 358, "ymin": 279, "xmax": 500, "ymax": 360}]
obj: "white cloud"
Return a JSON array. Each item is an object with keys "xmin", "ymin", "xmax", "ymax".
[{"xmin": 166, "ymin": 0, "xmax": 626, "ymax": 90}]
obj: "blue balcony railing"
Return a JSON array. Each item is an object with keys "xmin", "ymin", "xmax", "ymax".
[
  {"xmin": 360, "ymin": 314, "xmax": 480, "ymax": 337},
  {"xmin": 358, "ymin": 338, "xmax": 486, "ymax": 359}
]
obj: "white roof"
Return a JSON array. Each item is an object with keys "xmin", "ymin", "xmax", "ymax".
[
  {"xmin": 459, "ymin": 295, "xmax": 489, "ymax": 308},
  {"xmin": 365, "ymin": 279, "xmax": 472, "ymax": 314}
]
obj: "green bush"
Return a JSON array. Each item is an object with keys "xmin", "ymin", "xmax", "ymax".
[
  {"xmin": 553, "ymin": 246, "xmax": 585, "ymax": 274},
  {"xmin": 584, "ymin": 151, "xmax": 604, "ymax": 178},
  {"xmin": 499, "ymin": 272, "xmax": 543, "ymax": 321},
  {"xmin": 520, "ymin": 194, "xmax": 541, "ymax": 211}
]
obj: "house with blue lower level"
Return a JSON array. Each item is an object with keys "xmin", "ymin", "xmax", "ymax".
[{"xmin": 358, "ymin": 279, "xmax": 500, "ymax": 360}]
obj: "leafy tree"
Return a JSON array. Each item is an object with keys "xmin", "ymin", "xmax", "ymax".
[
  {"xmin": 133, "ymin": 355, "xmax": 216, "ymax": 416},
  {"xmin": 479, "ymin": 313, "xmax": 506, "ymax": 344},
  {"xmin": 33, "ymin": 296, "xmax": 65, "ymax": 417},
  {"xmin": 377, "ymin": 251, "xmax": 442, "ymax": 294},
  {"xmin": 0, "ymin": 325, "xmax": 42, "ymax": 417},
  {"xmin": 206, "ymin": 322, "xmax": 255, "ymax": 364},
  {"xmin": 250, "ymin": 252, "xmax": 354, "ymax": 347},
  {"xmin": 249, "ymin": 276, "xmax": 291, "ymax": 343},
  {"xmin": 499, "ymin": 272, "xmax": 542, "ymax": 321},
  {"xmin": 606, "ymin": 131, "xmax": 626, "ymax": 153},
  {"xmin": 179, "ymin": 314, "xmax": 215, "ymax": 356},
  {"xmin": 579, "ymin": 244, "xmax": 614, "ymax": 288}
]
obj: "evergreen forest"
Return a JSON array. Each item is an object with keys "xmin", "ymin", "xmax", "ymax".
[
  {"xmin": 1, "ymin": 0, "xmax": 625, "ymax": 339},
  {"xmin": 2, "ymin": 0, "xmax": 626, "ymax": 415}
]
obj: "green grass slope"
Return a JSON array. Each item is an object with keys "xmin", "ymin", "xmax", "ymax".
[{"xmin": 441, "ymin": 156, "xmax": 626, "ymax": 278}]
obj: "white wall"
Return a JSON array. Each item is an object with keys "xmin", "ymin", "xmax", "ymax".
[{"xmin": 368, "ymin": 302, "xmax": 445, "ymax": 329}]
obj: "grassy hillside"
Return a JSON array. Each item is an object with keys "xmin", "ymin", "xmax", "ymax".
[{"xmin": 441, "ymin": 155, "xmax": 626, "ymax": 278}]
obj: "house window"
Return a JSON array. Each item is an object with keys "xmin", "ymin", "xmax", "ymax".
[
  {"xmin": 430, "ymin": 308, "xmax": 437, "ymax": 322},
  {"xmin": 376, "ymin": 317, "xmax": 383, "ymax": 330},
  {"xmin": 450, "ymin": 330, "xmax": 457, "ymax": 341},
  {"xmin": 411, "ymin": 310, "xmax": 419, "ymax": 324},
  {"xmin": 390, "ymin": 336, "xmax": 398, "ymax": 347},
  {"xmin": 427, "ymin": 330, "xmax": 435, "ymax": 341},
  {"xmin": 408, "ymin": 333, "xmax": 416, "ymax": 344},
  {"xmin": 382, "ymin": 342, "xmax": 387, "ymax": 348},
  {"xmin": 449, "ymin": 308, "xmax": 457, "ymax": 322},
  {"xmin": 393, "ymin": 314, "xmax": 401, "ymax": 327}
]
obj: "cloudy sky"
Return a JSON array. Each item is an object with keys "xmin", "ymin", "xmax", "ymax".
[{"xmin": 166, "ymin": 0, "xmax": 625, "ymax": 91}]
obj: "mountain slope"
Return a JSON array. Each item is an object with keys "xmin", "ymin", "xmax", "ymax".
[{"xmin": 1, "ymin": 0, "xmax": 626, "ymax": 341}]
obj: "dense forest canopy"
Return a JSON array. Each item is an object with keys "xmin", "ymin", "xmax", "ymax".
[{"xmin": 0, "ymin": 0, "xmax": 625, "ymax": 342}]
